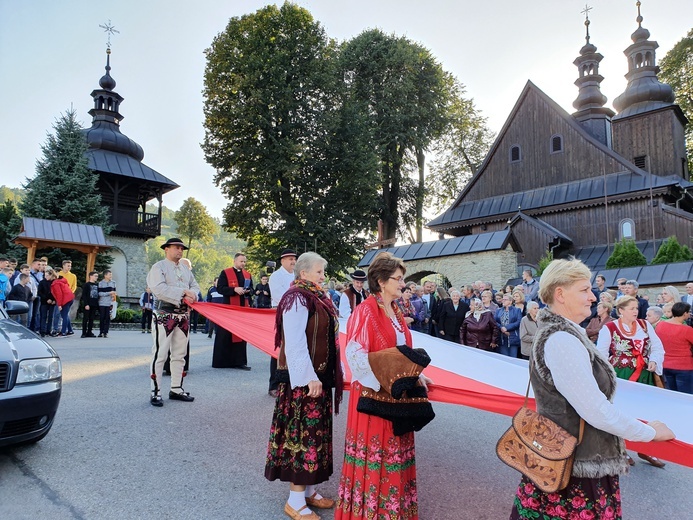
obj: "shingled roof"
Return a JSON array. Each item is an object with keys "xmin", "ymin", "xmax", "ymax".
[{"xmin": 357, "ymin": 230, "xmax": 520, "ymax": 267}]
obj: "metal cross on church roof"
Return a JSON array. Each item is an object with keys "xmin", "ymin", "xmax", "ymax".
[
  {"xmin": 99, "ymin": 20, "xmax": 119, "ymax": 49},
  {"xmin": 581, "ymin": 4, "xmax": 592, "ymax": 43}
]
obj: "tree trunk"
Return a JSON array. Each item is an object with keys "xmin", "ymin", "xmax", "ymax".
[{"xmin": 415, "ymin": 147, "xmax": 425, "ymax": 243}]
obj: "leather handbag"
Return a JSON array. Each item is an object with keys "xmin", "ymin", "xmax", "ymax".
[{"xmin": 496, "ymin": 381, "xmax": 584, "ymax": 493}]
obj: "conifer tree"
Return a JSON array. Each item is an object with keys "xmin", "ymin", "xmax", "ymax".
[
  {"xmin": 20, "ymin": 109, "xmax": 111, "ymax": 230},
  {"xmin": 651, "ymin": 236, "xmax": 693, "ymax": 264},
  {"xmin": 605, "ymin": 239, "xmax": 647, "ymax": 269}
]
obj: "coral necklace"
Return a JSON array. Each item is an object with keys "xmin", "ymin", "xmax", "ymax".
[{"xmin": 619, "ymin": 318, "xmax": 638, "ymax": 338}]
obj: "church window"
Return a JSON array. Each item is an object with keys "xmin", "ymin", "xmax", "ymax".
[
  {"xmin": 620, "ymin": 219, "xmax": 635, "ymax": 241},
  {"xmin": 550, "ymin": 134, "xmax": 563, "ymax": 154},
  {"xmin": 510, "ymin": 145, "xmax": 521, "ymax": 163},
  {"xmin": 633, "ymin": 155, "xmax": 647, "ymax": 169}
]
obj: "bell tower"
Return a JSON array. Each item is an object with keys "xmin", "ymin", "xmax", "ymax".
[{"xmin": 611, "ymin": 1, "xmax": 688, "ymax": 178}]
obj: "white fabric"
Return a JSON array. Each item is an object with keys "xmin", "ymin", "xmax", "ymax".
[
  {"xmin": 338, "ymin": 318, "xmax": 693, "ymax": 444},
  {"xmin": 595, "ymin": 319, "xmax": 664, "ymax": 375},
  {"xmin": 269, "ymin": 266, "xmax": 294, "ymax": 307},
  {"xmin": 282, "ymin": 301, "xmax": 319, "ymax": 388},
  {"xmin": 544, "ymin": 331, "xmax": 655, "ymax": 442}
]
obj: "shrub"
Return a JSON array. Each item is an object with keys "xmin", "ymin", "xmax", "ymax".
[
  {"xmin": 536, "ymin": 250, "xmax": 553, "ymax": 276},
  {"xmin": 605, "ymin": 238, "xmax": 647, "ymax": 269},
  {"xmin": 112, "ymin": 308, "xmax": 141, "ymax": 323},
  {"xmin": 651, "ymin": 236, "xmax": 693, "ymax": 265}
]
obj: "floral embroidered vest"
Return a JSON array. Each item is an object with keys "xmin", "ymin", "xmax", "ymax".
[{"xmin": 604, "ymin": 319, "xmax": 652, "ymax": 371}]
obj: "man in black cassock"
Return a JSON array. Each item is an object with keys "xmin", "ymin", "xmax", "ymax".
[{"xmin": 212, "ymin": 252, "xmax": 253, "ymax": 369}]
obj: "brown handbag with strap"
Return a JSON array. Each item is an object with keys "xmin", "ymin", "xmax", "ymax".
[{"xmin": 496, "ymin": 380, "xmax": 584, "ymax": 493}]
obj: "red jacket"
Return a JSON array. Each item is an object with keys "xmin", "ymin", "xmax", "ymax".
[{"xmin": 51, "ymin": 277, "xmax": 75, "ymax": 307}]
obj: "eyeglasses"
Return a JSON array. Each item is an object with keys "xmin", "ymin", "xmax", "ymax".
[{"xmin": 389, "ymin": 276, "xmax": 405, "ymax": 283}]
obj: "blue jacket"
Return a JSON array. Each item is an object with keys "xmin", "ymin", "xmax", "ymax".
[{"xmin": 495, "ymin": 306, "xmax": 523, "ymax": 345}]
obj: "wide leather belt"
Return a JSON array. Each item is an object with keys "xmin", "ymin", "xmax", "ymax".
[{"xmin": 155, "ymin": 301, "xmax": 188, "ymax": 314}]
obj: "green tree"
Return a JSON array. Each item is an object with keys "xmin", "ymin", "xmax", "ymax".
[
  {"xmin": 20, "ymin": 110, "xmax": 111, "ymax": 229},
  {"xmin": 173, "ymin": 197, "xmax": 217, "ymax": 254},
  {"xmin": 426, "ymin": 82, "xmax": 495, "ymax": 214},
  {"xmin": 339, "ymin": 29, "xmax": 452, "ymax": 241},
  {"xmin": 605, "ymin": 238, "xmax": 647, "ymax": 269},
  {"xmin": 19, "ymin": 109, "xmax": 113, "ymax": 281},
  {"xmin": 536, "ymin": 250, "xmax": 554, "ymax": 276},
  {"xmin": 660, "ymin": 27, "xmax": 693, "ymax": 176},
  {"xmin": 202, "ymin": 3, "xmax": 379, "ymax": 274},
  {"xmin": 651, "ymin": 236, "xmax": 693, "ymax": 264},
  {"xmin": 0, "ymin": 200, "xmax": 25, "ymax": 257}
]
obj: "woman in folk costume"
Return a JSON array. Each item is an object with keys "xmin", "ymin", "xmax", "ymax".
[
  {"xmin": 335, "ymin": 252, "xmax": 432, "ymax": 520},
  {"xmin": 510, "ymin": 259, "xmax": 674, "ymax": 519},
  {"xmin": 265, "ymin": 252, "xmax": 342, "ymax": 520},
  {"xmin": 596, "ymin": 294, "xmax": 666, "ymax": 468}
]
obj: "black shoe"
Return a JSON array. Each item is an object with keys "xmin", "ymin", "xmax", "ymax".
[
  {"xmin": 87, "ymin": 333, "xmax": 97, "ymax": 337},
  {"xmin": 40, "ymin": 333, "xmax": 46, "ymax": 337},
  {"xmin": 150, "ymin": 395, "xmax": 164, "ymax": 407},
  {"xmin": 164, "ymin": 371, "xmax": 171, "ymax": 376},
  {"xmin": 103, "ymin": 334, "xmax": 108, "ymax": 338},
  {"xmin": 142, "ymin": 330, "xmax": 146, "ymax": 334},
  {"xmin": 98, "ymin": 333, "xmax": 104, "ymax": 338},
  {"xmin": 169, "ymin": 391, "xmax": 194, "ymax": 402},
  {"xmin": 66, "ymin": 331, "xmax": 75, "ymax": 336},
  {"xmin": 232, "ymin": 365, "xmax": 252, "ymax": 371},
  {"xmin": 81, "ymin": 334, "xmax": 87, "ymax": 338}
]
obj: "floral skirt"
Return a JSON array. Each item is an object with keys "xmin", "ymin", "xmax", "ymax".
[
  {"xmin": 510, "ymin": 475, "xmax": 621, "ymax": 520},
  {"xmin": 335, "ymin": 381, "xmax": 418, "ymax": 520},
  {"xmin": 264, "ymin": 382, "xmax": 333, "ymax": 485}
]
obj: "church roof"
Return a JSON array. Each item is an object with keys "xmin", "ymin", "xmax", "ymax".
[
  {"xmin": 428, "ymin": 170, "xmax": 691, "ymax": 231},
  {"xmin": 87, "ymin": 149, "xmax": 179, "ymax": 189},
  {"xmin": 573, "ymin": 239, "xmax": 664, "ymax": 272},
  {"xmin": 591, "ymin": 259, "xmax": 693, "ymax": 288},
  {"xmin": 357, "ymin": 230, "xmax": 520, "ymax": 267}
]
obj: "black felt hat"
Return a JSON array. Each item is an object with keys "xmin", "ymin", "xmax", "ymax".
[
  {"xmin": 160, "ymin": 237, "xmax": 188, "ymax": 250},
  {"xmin": 279, "ymin": 248, "xmax": 298, "ymax": 259},
  {"xmin": 350, "ymin": 269, "xmax": 367, "ymax": 281}
]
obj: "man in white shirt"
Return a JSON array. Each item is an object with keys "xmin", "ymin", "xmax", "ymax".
[
  {"xmin": 268, "ymin": 248, "xmax": 297, "ymax": 396},
  {"xmin": 339, "ymin": 270, "xmax": 369, "ymax": 319}
]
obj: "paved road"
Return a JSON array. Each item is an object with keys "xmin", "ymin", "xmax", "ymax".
[{"xmin": 1, "ymin": 331, "xmax": 690, "ymax": 519}]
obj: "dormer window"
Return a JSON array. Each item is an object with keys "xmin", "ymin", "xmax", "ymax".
[
  {"xmin": 550, "ymin": 134, "xmax": 563, "ymax": 154},
  {"xmin": 510, "ymin": 145, "xmax": 521, "ymax": 163}
]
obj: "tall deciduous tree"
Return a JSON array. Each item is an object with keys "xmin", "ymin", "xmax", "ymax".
[
  {"xmin": 660, "ymin": 27, "xmax": 693, "ymax": 176},
  {"xmin": 202, "ymin": 3, "xmax": 379, "ymax": 273},
  {"xmin": 339, "ymin": 29, "xmax": 452, "ymax": 241},
  {"xmin": 173, "ymin": 197, "xmax": 217, "ymax": 254},
  {"xmin": 21, "ymin": 110, "xmax": 111, "ymax": 229},
  {"xmin": 426, "ymin": 81, "xmax": 495, "ymax": 215}
]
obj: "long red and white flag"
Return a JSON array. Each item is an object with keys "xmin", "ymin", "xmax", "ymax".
[{"xmin": 192, "ymin": 302, "xmax": 693, "ymax": 468}]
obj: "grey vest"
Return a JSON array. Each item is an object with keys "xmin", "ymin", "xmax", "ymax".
[{"xmin": 531, "ymin": 308, "xmax": 630, "ymax": 478}]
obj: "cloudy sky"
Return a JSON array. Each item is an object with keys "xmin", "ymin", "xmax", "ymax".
[{"xmin": 0, "ymin": 0, "xmax": 689, "ymax": 221}]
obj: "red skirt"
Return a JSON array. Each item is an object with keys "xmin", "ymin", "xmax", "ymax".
[{"xmin": 335, "ymin": 381, "xmax": 418, "ymax": 520}]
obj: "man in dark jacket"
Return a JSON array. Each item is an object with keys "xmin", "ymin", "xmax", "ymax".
[
  {"xmin": 81, "ymin": 271, "xmax": 99, "ymax": 338},
  {"xmin": 7, "ymin": 273, "xmax": 32, "ymax": 326}
]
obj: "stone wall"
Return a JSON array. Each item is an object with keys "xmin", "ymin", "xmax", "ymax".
[
  {"xmin": 107, "ymin": 236, "xmax": 148, "ymax": 305},
  {"xmin": 400, "ymin": 246, "xmax": 518, "ymax": 289}
]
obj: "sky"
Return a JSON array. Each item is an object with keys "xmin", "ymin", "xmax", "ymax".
[{"xmin": 0, "ymin": 0, "xmax": 690, "ymax": 223}]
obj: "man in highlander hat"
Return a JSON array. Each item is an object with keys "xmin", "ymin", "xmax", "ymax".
[
  {"xmin": 338, "ymin": 269, "xmax": 369, "ymax": 319},
  {"xmin": 147, "ymin": 238, "xmax": 200, "ymax": 407}
]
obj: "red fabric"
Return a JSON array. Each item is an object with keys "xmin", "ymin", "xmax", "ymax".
[
  {"xmin": 50, "ymin": 277, "xmax": 74, "ymax": 307},
  {"xmin": 190, "ymin": 301, "xmax": 693, "ymax": 469}
]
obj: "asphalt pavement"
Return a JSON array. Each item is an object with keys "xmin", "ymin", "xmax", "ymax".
[{"xmin": 1, "ymin": 330, "xmax": 691, "ymax": 519}]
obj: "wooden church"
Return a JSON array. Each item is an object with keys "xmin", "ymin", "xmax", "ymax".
[{"xmin": 427, "ymin": 6, "xmax": 691, "ymax": 274}]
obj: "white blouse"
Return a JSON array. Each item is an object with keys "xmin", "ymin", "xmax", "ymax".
[
  {"xmin": 544, "ymin": 329, "xmax": 655, "ymax": 442},
  {"xmin": 345, "ymin": 316, "xmax": 406, "ymax": 392},
  {"xmin": 595, "ymin": 319, "xmax": 664, "ymax": 375},
  {"xmin": 281, "ymin": 300, "xmax": 320, "ymax": 389}
]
